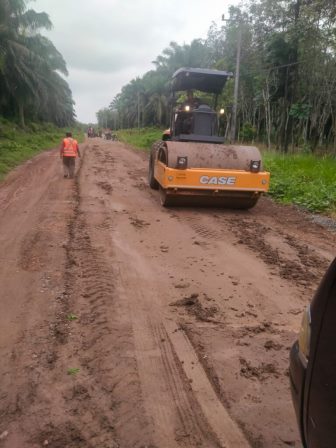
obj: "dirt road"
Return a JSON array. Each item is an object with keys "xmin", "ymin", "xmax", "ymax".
[{"xmin": 0, "ymin": 138, "xmax": 335, "ymax": 448}]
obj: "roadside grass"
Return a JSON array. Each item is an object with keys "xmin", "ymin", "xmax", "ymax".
[
  {"xmin": 263, "ymin": 152, "xmax": 336, "ymax": 215},
  {"xmin": 0, "ymin": 117, "xmax": 84, "ymax": 181},
  {"xmin": 116, "ymin": 127, "xmax": 163, "ymax": 150}
]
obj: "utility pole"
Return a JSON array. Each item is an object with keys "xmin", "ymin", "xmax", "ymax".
[
  {"xmin": 222, "ymin": 14, "xmax": 243, "ymax": 143},
  {"xmin": 137, "ymin": 91, "xmax": 140, "ymax": 129},
  {"xmin": 230, "ymin": 26, "xmax": 242, "ymax": 143}
]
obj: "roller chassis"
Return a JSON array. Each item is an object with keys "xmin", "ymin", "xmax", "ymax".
[
  {"xmin": 148, "ymin": 68, "xmax": 270, "ymax": 208},
  {"xmin": 149, "ymin": 140, "xmax": 269, "ymax": 208}
]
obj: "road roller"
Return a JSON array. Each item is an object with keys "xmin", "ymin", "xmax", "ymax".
[{"xmin": 148, "ymin": 68, "xmax": 270, "ymax": 208}]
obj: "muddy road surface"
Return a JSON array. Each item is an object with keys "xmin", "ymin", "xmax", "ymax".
[{"xmin": 0, "ymin": 138, "xmax": 335, "ymax": 448}]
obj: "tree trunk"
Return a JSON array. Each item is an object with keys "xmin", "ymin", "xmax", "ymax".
[
  {"xmin": 283, "ymin": 0, "xmax": 301, "ymax": 152},
  {"xmin": 18, "ymin": 100, "xmax": 25, "ymax": 128},
  {"xmin": 263, "ymin": 77, "xmax": 272, "ymax": 150}
]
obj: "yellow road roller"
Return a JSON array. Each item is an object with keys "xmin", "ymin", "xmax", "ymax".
[{"xmin": 148, "ymin": 68, "xmax": 270, "ymax": 208}]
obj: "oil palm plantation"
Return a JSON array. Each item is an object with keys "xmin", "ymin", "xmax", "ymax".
[{"xmin": 0, "ymin": 0, "xmax": 75, "ymax": 126}]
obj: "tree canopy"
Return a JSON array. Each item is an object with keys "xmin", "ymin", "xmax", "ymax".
[
  {"xmin": 0, "ymin": 0, "xmax": 75, "ymax": 127},
  {"xmin": 98, "ymin": 0, "xmax": 336, "ymax": 152}
]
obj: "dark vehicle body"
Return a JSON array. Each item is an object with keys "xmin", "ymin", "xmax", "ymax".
[
  {"xmin": 290, "ymin": 257, "xmax": 336, "ymax": 448},
  {"xmin": 169, "ymin": 68, "xmax": 232, "ymax": 144}
]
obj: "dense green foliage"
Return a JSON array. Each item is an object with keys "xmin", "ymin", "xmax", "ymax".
[
  {"xmin": 116, "ymin": 128, "xmax": 163, "ymax": 149},
  {"xmin": 264, "ymin": 153, "xmax": 336, "ymax": 213},
  {"xmin": 0, "ymin": 117, "xmax": 83, "ymax": 180},
  {"xmin": 98, "ymin": 0, "xmax": 336, "ymax": 154},
  {"xmin": 0, "ymin": 0, "xmax": 75, "ymax": 127}
]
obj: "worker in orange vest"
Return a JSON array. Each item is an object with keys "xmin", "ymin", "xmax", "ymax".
[{"xmin": 60, "ymin": 132, "xmax": 80, "ymax": 178}]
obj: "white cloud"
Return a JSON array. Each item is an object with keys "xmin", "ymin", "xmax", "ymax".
[
  {"xmin": 69, "ymin": 67, "xmax": 144, "ymax": 122},
  {"xmin": 33, "ymin": 0, "xmax": 238, "ymax": 122}
]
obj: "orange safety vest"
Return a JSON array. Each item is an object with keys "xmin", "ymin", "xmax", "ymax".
[{"xmin": 62, "ymin": 138, "xmax": 78, "ymax": 157}]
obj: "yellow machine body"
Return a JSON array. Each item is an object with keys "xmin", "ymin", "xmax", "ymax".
[
  {"xmin": 150, "ymin": 140, "xmax": 270, "ymax": 208},
  {"xmin": 155, "ymin": 162, "xmax": 269, "ymax": 192}
]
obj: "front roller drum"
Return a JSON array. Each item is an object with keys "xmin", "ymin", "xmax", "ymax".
[
  {"xmin": 159, "ymin": 188, "xmax": 261, "ymax": 209},
  {"xmin": 159, "ymin": 187, "xmax": 174, "ymax": 207}
]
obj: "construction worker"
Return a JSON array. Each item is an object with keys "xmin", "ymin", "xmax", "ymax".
[{"xmin": 60, "ymin": 132, "xmax": 80, "ymax": 178}]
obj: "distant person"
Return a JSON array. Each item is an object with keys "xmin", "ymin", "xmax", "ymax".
[{"xmin": 60, "ymin": 132, "xmax": 80, "ymax": 178}]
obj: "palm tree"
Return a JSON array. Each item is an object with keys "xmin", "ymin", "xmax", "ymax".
[{"xmin": 0, "ymin": 0, "xmax": 74, "ymax": 126}]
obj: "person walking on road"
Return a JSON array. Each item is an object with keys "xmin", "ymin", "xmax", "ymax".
[{"xmin": 60, "ymin": 132, "xmax": 80, "ymax": 178}]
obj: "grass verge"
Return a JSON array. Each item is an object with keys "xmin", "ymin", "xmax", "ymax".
[
  {"xmin": 116, "ymin": 127, "xmax": 163, "ymax": 150},
  {"xmin": 263, "ymin": 152, "xmax": 336, "ymax": 215},
  {"xmin": 0, "ymin": 118, "xmax": 84, "ymax": 181}
]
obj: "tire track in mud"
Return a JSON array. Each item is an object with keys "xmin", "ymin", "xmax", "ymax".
[
  {"xmin": 31, "ymin": 150, "xmax": 120, "ymax": 448},
  {"xmin": 225, "ymin": 216, "xmax": 328, "ymax": 287},
  {"xmin": 180, "ymin": 211, "xmax": 329, "ymax": 289},
  {"xmin": 115, "ymin": 266, "xmax": 221, "ymax": 448},
  {"xmin": 152, "ymin": 322, "xmax": 218, "ymax": 446},
  {"xmin": 111, "ymin": 231, "xmax": 249, "ymax": 445},
  {"xmin": 143, "ymin": 205, "xmax": 325, "ymax": 447},
  {"xmin": 114, "ymin": 258, "xmax": 248, "ymax": 448},
  {"xmin": 187, "ymin": 220, "xmax": 222, "ymax": 240},
  {"xmin": 90, "ymin": 141, "xmax": 250, "ymax": 447},
  {"xmin": 0, "ymin": 155, "xmax": 87, "ymax": 447},
  {"xmin": 1, "ymin": 147, "xmax": 136, "ymax": 448},
  {"xmin": 50, "ymin": 148, "xmax": 154, "ymax": 448}
]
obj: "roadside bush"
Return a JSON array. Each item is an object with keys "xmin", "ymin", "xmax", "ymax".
[
  {"xmin": 0, "ymin": 121, "xmax": 84, "ymax": 181},
  {"xmin": 264, "ymin": 153, "xmax": 336, "ymax": 214},
  {"xmin": 117, "ymin": 127, "xmax": 163, "ymax": 150},
  {"xmin": 28, "ymin": 122, "xmax": 41, "ymax": 133},
  {"xmin": 240, "ymin": 123, "xmax": 257, "ymax": 142}
]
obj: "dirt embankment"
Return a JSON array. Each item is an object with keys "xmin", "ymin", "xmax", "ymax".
[{"xmin": 0, "ymin": 139, "xmax": 335, "ymax": 448}]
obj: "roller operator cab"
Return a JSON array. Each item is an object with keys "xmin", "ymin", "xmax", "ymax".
[
  {"xmin": 290, "ymin": 257, "xmax": 336, "ymax": 447},
  {"xmin": 148, "ymin": 67, "xmax": 270, "ymax": 208}
]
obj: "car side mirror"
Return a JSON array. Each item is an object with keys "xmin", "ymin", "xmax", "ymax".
[{"xmin": 303, "ymin": 258, "xmax": 336, "ymax": 447}]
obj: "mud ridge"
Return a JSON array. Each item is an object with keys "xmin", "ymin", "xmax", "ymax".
[
  {"xmin": 151, "ymin": 322, "xmax": 223, "ymax": 447},
  {"xmin": 226, "ymin": 217, "xmax": 326, "ymax": 287},
  {"xmin": 180, "ymin": 325, "xmax": 233, "ymax": 414},
  {"xmin": 180, "ymin": 324, "xmax": 258, "ymax": 447},
  {"xmin": 170, "ymin": 294, "xmax": 219, "ymax": 322}
]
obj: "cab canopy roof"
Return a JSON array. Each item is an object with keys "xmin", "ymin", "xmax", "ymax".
[{"xmin": 171, "ymin": 68, "xmax": 232, "ymax": 94}]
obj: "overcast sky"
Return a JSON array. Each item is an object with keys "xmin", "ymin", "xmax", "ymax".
[{"xmin": 33, "ymin": 0, "xmax": 239, "ymax": 123}]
